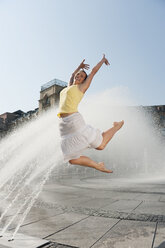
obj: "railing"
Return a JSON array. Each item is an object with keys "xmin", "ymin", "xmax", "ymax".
[{"xmin": 41, "ymin": 78, "xmax": 67, "ymax": 91}]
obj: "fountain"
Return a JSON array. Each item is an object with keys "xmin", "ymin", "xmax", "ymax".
[{"xmin": 0, "ymin": 87, "xmax": 164, "ymax": 247}]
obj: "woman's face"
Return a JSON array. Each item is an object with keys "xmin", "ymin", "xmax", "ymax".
[{"xmin": 74, "ymin": 71, "xmax": 87, "ymax": 84}]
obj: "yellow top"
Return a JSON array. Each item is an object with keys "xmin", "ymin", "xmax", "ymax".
[{"xmin": 57, "ymin": 85, "xmax": 84, "ymax": 118}]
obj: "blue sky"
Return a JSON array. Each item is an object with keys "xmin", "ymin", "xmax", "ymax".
[{"xmin": 0, "ymin": 0, "xmax": 164, "ymax": 114}]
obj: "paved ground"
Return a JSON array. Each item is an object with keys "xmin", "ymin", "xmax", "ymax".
[{"xmin": 1, "ymin": 175, "xmax": 165, "ymax": 248}]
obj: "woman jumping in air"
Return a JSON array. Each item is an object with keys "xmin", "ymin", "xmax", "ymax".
[{"xmin": 57, "ymin": 54, "xmax": 124, "ymax": 173}]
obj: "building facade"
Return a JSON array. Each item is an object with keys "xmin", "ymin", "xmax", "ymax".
[
  {"xmin": 0, "ymin": 78, "xmax": 67, "ymax": 139},
  {"xmin": 39, "ymin": 78, "xmax": 67, "ymax": 113}
]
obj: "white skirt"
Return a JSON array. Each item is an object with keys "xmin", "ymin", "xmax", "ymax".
[{"xmin": 58, "ymin": 112, "xmax": 103, "ymax": 163}]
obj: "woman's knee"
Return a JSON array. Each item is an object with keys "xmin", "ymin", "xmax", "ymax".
[
  {"xmin": 69, "ymin": 159, "xmax": 74, "ymax": 164},
  {"xmin": 69, "ymin": 157, "xmax": 80, "ymax": 164},
  {"xmin": 95, "ymin": 143, "xmax": 106, "ymax": 150}
]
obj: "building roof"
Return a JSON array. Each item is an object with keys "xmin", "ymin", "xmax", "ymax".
[
  {"xmin": 13, "ymin": 110, "xmax": 25, "ymax": 115},
  {"xmin": 41, "ymin": 78, "xmax": 67, "ymax": 92}
]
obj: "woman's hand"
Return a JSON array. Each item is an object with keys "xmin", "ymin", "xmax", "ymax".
[
  {"xmin": 79, "ymin": 59, "xmax": 90, "ymax": 70},
  {"xmin": 102, "ymin": 54, "xmax": 110, "ymax": 65},
  {"xmin": 69, "ymin": 59, "xmax": 89, "ymax": 86}
]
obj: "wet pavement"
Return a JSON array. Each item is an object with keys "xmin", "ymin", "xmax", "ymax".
[{"xmin": 1, "ymin": 175, "xmax": 165, "ymax": 248}]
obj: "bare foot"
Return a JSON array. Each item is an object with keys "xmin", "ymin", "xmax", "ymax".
[
  {"xmin": 113, "ymin": 120, "xmax": 124, "ymax": 131},
  {"xmin": 96, "ymin": 162, "xmax": 113, "ymax": 173}
]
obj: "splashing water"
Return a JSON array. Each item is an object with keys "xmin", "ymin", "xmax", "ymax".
[
  {"xmin": 79, "ymin": 87, "xmax": 165, "ymax": 178},
  {"xmin": 1, "ymin": 163, "xmax": 55, "ymax": 240},
  {"xmin": 0, "ymin": 87, "xmax": 164, "ymax": 239},
  {"xmin": 0, "ymin": 107, "xmax": 63, "ymax": 239}
]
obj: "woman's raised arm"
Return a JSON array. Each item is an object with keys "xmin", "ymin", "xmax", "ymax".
[
  {"xmin": 79, "ymin": 54, "xmax": 110, "ymax": 93},
  {"xmin": 68, "ymin": 59, "xmax": 89, "ymax": 86}
]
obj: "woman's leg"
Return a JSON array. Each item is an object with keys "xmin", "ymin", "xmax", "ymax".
[
  {"xmin": 69, "ymin": 156, "xmax": 113, "ymax": 173},
  {"xmin": 68, "ymin": 121, "xmax": 124, "ymax": 173},
  {"xmin": 96, "ymin": 120, "xmax": 124, "ymax": 150}
]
